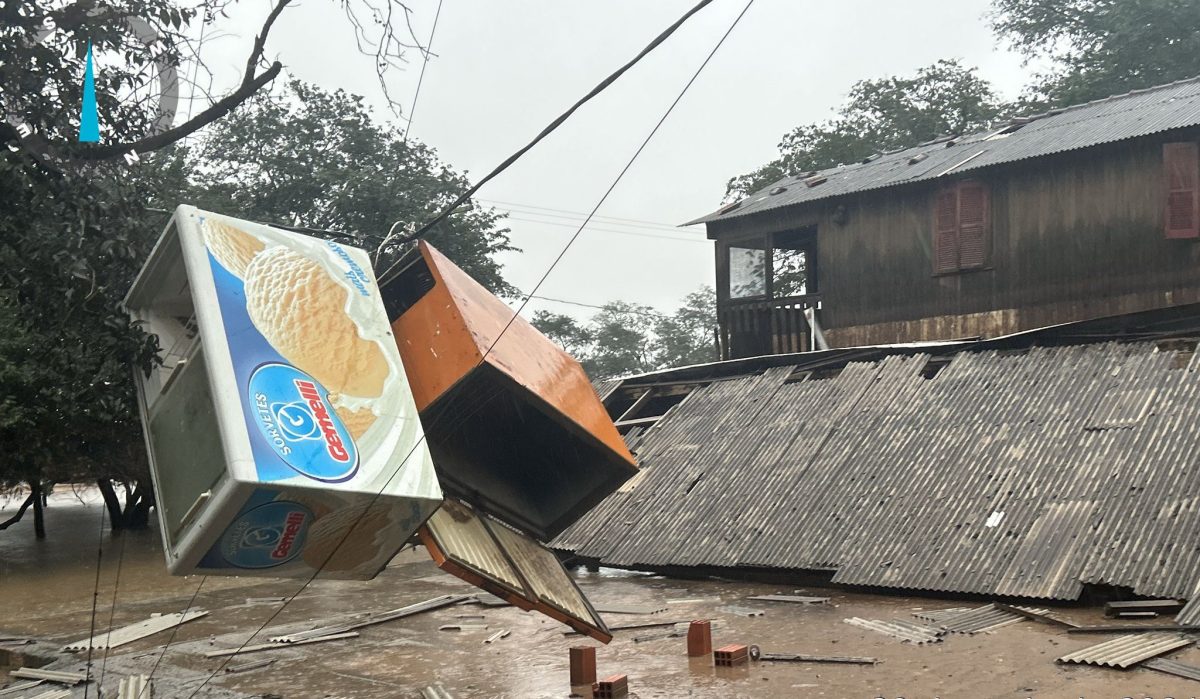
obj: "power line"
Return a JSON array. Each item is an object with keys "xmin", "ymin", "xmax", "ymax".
[
  {"xmin": 478, "ymin": 198, "xmax": 685, "ymax": 231},
  {"xmin": 401, "ymin": 0, "xmax": 443, "ymax": 142},
  {"xmin": 521, "ymin": 292, "xmax": 670, "ymax": 318},
  {"xmin": 378, "ymin": 0, "xmax": 721, "ymax": 281},
  {"xmin": 505, "ymin": 215, "xmax": 708, "ymax": 244},
  {"xmin": 184, "ymin": 3, "xmax": 748, "ymax": 695}
]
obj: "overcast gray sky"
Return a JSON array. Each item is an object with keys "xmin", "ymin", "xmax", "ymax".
[{"xmin": 197, "ymin": 0, "xmax": 1038, "ymax": 321}]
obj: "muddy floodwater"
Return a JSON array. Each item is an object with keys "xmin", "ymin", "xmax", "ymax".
[{"xmin": 4, "ymin": 490, "xmax": 1200, "ymax": 698}]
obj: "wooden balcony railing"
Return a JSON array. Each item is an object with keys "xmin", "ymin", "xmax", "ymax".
[{"xmin": 717, "ymin": 294, "xmax": 821, "ymax": 360}]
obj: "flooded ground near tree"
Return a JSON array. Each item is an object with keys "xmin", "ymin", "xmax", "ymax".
[{"xmin": 3, "ymin": 489, "xmax": 1198, "ymax": 698}]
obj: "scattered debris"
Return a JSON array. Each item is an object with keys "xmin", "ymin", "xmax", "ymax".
[
  {"xmin": 204, "ymin": 632, "xmax": 360, "ymax": 658},
  {"xmin": 1105, "ymin": 600, "xmax": 1185, "ymax": 618},
  {"xmin": 25, "ymin": 690, "xmax": 70, "ymax": 699},
  {"xmin": 563, "ymin": 619, "xmax": 688, "ymax": 636},
  {"xmin": 63, "ymin": 610, "xmax": 209, "ymax": 651},
  {"xmin": 593, "ymin": 674, "xmax": 629, "ymax": 698},
  {"xmin": 758, "ymin": 652, "xmax": 878, "ymax": 665},
  {"xmin": 117, "ymin": 674, "xmax": 152, "ymax": 699},
  {"xmin": 718, "ymin": 606, "xmax": 765, "ymax": 617},
  {"xmin": 714, "ymin": 644, "xmax": 750, "ymax": 667},
  {"xmin": 454, "ymin": 614, "xmax": 486, "ymax": 620},
  {"xmin": 912, "ymin": 608, "xmax": 973, "ymax": 624},
  {"xmin": 9, "ymin": 668, "xmax": 89, "ymax": 685},
  {"xmin": 747, "ymin": 595, "xmax": 828, "ymax": 605},
  {"xmin": 993, "ymin": 603, "xmax": 1079, "ymax": 629},
  {"xmin": 439, "ymin": 624, "xmax": 488, "ymax": 632},
  {"xmin": 1116, "ymin": 611, "xmax": 1160, "ymax": 619},
  {"xmin": 844, "ymin": 618, "xmax": 942, "ymax": 645},
  {"xmin": 0, "ymin": 680, "xmax": 46, "ymax": 696},
  {"xmin": 592, "ymin": 603, "xmax": 667, "ymax": 615},
  {"xmin": 224, "ymin": 658, "xmax": 275, "ymax": 674},
  {"xmin": 1144, "ymin": 657, "xmax": 1200, "ymax": 682},
  {"xmin": 1056, "ymin": 632, "xmax": 1193, "ymax": 668},
  {"xmin": 245, "ymin": 597, "xmax": 287, "ymax": 605},
  {"xmin": 1067, "ymin": 625, "xmax": 1200, "ymax": 634},
  {"xmin": 421, "ymin": 684, "xmax": 455, "ymax": 699},
  {"xmin": 936, "ymin": 604, "xmax": 1049, "ymax": 635},
  {"xmin": 269, "ymin": 594, "xmax": 468, "ymax": 643},
  {"xmin": 464, "ymin": 594, "xmax": 510, "ymax": 608},
  {"xmin": 667, "ymin": 598, "xmax": 719, "ymax": 605},
  {"xmin": 484, "ymin": 629, "xmax": 510, "ymax": 644},
  {"xmin": 632, "ymin": 629, "xmax": 684, "ymax": 644}
]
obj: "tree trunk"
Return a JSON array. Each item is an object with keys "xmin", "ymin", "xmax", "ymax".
[
  {"xmin": 30, "ymin": 481, "xmax": 45, "ymax": 539},
  {"xmin": 122, "ymin": 482, "xmax": 153, "ymax": 530},
  {"xmin": 97, "ymin": 478, "xmax": 125, "ymax": 532},
  {"xmin": 0, "ymin": 493, "xmax": 34, "ymax": 531}
]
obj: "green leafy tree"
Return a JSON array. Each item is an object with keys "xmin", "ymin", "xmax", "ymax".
[
  {"xmin": 533, "ymin": 287, "xmax": 718, "ymax": 380},
  {"xmin": 727, "ymin": 60, "xmax": 1006, "ymax": 199},
  {"xmin": 177, "ymin": 81, "xmax": 514, "ymax": 295},
  {"xmin": 991, "ymin": 0, "xmax": 1200, "ymax": 108}
]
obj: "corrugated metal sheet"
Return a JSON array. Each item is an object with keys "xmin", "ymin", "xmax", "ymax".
[
  {"xmin": 690, "ymin": 77, "xmax": 1200, "ymax": 225},
  {"xmin": 912, "ymin": 608, "xmax": 972, "ymax": 624},
  {"xmin": 554, "ymin": 341, "xmax": 1200, "ymax": 602},
  {"xmin": 935, "ymin": 604, "xmax": 1048, "ymax": 635},
  {"xmin": 1177, "ymin": 595, "xmax": 1200, "ymax": 625},
  {"xmin": 1057, "ymin": 632, "xmax": 1192, "ymax": 668},
  {"xmin": 843, "ymin": 617, "xmax": 942, "ymax": 644},
  {"xmin": 1144, "ymin": 657, "xmax": 1200, "ymax": 682}
]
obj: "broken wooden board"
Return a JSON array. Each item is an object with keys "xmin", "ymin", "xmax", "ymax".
[
  {"xmin": 63, "ymin": 610, "xmax": 209, "ymax": 651},
  {"xmin": 759, "ymin": 652, "xmax": 877, "ymax": 665},
  {"xmin": 747, "ymin": 595, "xmax": 829, "ymax": 605},
  {"xmin": 592, "ymin": 603, "xmax": 667, "ymax": 615}
]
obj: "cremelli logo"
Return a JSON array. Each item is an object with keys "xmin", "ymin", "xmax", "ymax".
[{"xmin": 3, "ymin": 7, "xmax": 179, "ymax": 167}]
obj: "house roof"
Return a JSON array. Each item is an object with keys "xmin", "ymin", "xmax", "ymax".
[
  {"xmin": 554, "ymin": 303, "xmax": 1200, "ymax": 604},
  {"xmin": 687, "ymin": 76, "xmax": 1200, "ymax": 226}
]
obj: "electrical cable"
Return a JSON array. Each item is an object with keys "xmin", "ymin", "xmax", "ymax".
[
  {"xmin": 139, "ymin": 575, "xmax": 207, "ymax": 699},
  {"xmin": 505, "ymin": 215, "xmax": 707, "ymax": 244},
  {"xmin": 402, "ymin": 0, "xmax": 443, "ymax": 142},
  {"xmin": 97, "ymin": 521, "xmax": 129, "ymax": 691},
  {"xmin": 377, "ymin": 0, "xmax": 720, "ymax": 282},
  {"xmin": 477, "ymin": 198, "xmax": 685, "ymax": 231},
  {"xmin": 183, "ymin": 3, "xmax": 750, "ymax": 694},
  {"xmin": 82, "ymin": 490, "xmax": 106, "ymax": 699}
]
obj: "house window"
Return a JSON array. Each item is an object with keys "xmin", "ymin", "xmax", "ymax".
[
  {"xmin": 771, "ymin": 227, "xmax": 817, "ymax": 297},
  {"xmin": 1164, "ymin": 142, "xmax": 1200, "ymax": 239},
  {"xmin": 933, "ymin": 180, "xmax": 990, "ymax": 274},
  {"xmin": 728, "ymin": 240, "xmax": 766, "ymax": 299}
]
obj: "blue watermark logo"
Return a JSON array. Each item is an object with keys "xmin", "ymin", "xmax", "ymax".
[{"xmin": 79, "ymin": 42, "xmax": 99, "ymax": 143}]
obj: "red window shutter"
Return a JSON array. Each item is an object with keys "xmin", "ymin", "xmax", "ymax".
[
  {"xmin": 1164, "ymin": 142, "xmax": 1200, "ymax": 239},
  {"xmin": 933, "ymin": 187, "xmax": 959, "ymax": 273},
  {"xmin": 957, "ymin": 180, "xmax": 989, "ymax": 268}
]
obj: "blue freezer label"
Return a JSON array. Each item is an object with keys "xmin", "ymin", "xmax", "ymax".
[
  {"xmin": 248, "ymin": 363, "xmax": 359, "ymax": 482},
  {"xmin": 219, "ymin": 500, "xmax": 313, "ymax": 568}
]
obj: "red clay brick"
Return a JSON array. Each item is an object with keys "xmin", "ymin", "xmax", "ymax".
[
  {"xmin": 568, "ymin": 646, "xmax": 596, "ymax": 685},
  {"xmin": 592, "ymin": 673, "xmax": 628, "ymax": 698},
  {"xmin": 686, "ymin": 619, "xmax": 712, "ymax": 657}
]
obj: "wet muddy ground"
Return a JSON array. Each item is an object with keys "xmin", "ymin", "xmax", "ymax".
[{"xmin": 4, "ymin": 490, "xmax": 1200, "ymax": 698}]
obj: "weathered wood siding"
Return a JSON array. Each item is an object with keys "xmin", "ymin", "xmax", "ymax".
[{"xmin": 709, "ymin": 130, "xmax": 1200, "ymax": 347}]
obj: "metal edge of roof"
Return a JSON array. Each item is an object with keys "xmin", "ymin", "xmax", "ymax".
[{"xmin": 687, "ymin": 75, "xmax": 1200, "ymax": 227}]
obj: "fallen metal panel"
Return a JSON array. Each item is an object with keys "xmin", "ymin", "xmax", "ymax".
[
  {"xmin": 117, "ymin": 674, "xmax": 152, "ymax": 699},
  {"xmin": 746, "ymin": 595, "xmax": 828, "ymax": 604},
  {"xmin": 9, "ymin": 668, "xmax": 88, "ymax": 684},
  {"xmin": 993, "ymin": 603, "xmax": 1078, "ymax": 629},
  {"xmin": 0, "ymin": 680, "xmax": 44, "ymax": 696},
  {"xmin": 935, "ymin": 604, "xmax": 1049, "ymax": 635},
  {"xmin": 269, "ymin": 596, "xmax": 466, "ymax": 643},
  {"xmin": 1057, "ymin": 632, "xmax": 1192, "ymax": 668},
  {"xmin": 843, "ymin": 617, "xmax": 941, "ymax": 645},
  {"xmin": 205, "ymin": 631, "xmax": 360, "ymax": 658},
  {"xmin": 912, "ymin": 608, "xmax": 973, "ymax": 624},
  {"xmin": 64, "ymin": 610, "xmax": 209, "ymax": 651},
  {"xmin": 27, "ymin": 691, "xmax": 71, "ymax": 699},
  {"xmin": 1144, "ymin": 657, "xmax": 1200, "ymax": 682},
  {"xmin": 591, "ymin": 603, "xmax": 667, "ymax": 615},
  {"xmin": 421, "ymin": 684, "xmax": 455, "ymax": 699},
  {"xmin": 759, "ymin": 652, "xmax": 876, "ymax": 665}
]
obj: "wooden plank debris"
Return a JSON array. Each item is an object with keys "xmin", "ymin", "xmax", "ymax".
[
  {"xmin": 204, "ymin": 631, "xmax": 360, "ymax": 658},
  {"xmin": 759, "ymin": 652, "xmax": 877, "ymax": 665},
  {"xmin": 224, "ymin": 658, "xmax": 275, "ymax": 674},
  {"xmin": 64, "ymin": 610, "xmax": 209, "ymax": 651},
  {"xmin": 592, "ymin": 603, "xmax": 667, "ymax": 615},
  {"xmin": 1105, "ymin": 600, "xmax": 1185, "ymax": 618},
  {"xmin": 747, "ymin": 595, "xmax": 829, "ymax": 605},
  {"xmin": 269, "ymin": 594, "xmax": 468, "ymax": 643}
]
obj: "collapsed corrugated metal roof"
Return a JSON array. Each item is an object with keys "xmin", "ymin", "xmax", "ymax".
[
  {"xmin": 688, "ymin": 76, "xmax": 1200, "ymax": 226},
  {"xmin": 554, "ymin": 338, "xmax": 1200, "ymax": 602}
]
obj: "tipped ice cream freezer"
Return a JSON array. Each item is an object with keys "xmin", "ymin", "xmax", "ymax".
[{"xmin": 125, "ymin": 205, "xmax": 441, "ymax": 579}]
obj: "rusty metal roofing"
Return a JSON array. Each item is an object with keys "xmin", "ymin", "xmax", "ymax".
[
  {"xmin": 554, "ymin": 339, "xmax": 1200, "ymax": 602},
  {"xmin": 1056, "ymin": 632, "xmax": 1192, "ymax": 668},
  {"xmin": 688, "ymin": 76, "xmax": 1200, "ymax": 226}
]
